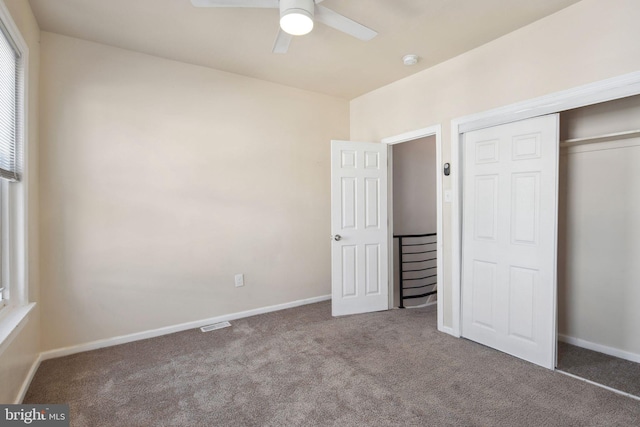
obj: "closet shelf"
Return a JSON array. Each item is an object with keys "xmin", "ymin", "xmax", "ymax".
[{"xmin": 561, "ymin": 129, "xmax": 640, "ymax": 147}]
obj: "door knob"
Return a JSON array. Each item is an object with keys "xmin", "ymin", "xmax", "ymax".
[{"xmin": 333, "ymin": 234, "xmax": 342, "ymax": 241}]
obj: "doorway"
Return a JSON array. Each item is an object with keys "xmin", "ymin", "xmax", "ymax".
[
  {"xmin": 556, "ymin": 95, "xmax": 640, "ymax": 398},
  {"xmin": 451, "ymin": 72, "xmax": 640, "ymax": 389},
  {"xmin": 391, "ymin": 136, "xmax": 438, "ymax": 309},
  {"xmin": 329, "ymin": 126, "xmax": 443, "ymax": 320},
  {"xmin": 381, "ymin": 125, "xmax": 444, "ymax": 327},
  {"xmin": 452, "ymin": 71, "xmax": 640, "ymax": 341}
]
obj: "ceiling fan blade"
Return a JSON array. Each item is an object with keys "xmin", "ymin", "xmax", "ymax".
[
  {"xmin": 191, "ymin": 0, "xmax": 279, "ymax": 8},
  {"xmin": 272, "ymin": 29, "xmax": 293, "ymax": 54},
  {"xmin": 314, "ymin": 5, "xmax": 377, "ymax": 41}
]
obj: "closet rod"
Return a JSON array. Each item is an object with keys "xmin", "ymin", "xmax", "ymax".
[{"xmin": 561, "ymin": 129, "xmax": 640, "ymax": 147}]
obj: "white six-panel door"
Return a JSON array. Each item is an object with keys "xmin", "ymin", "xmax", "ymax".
[
  {"xmin": 331, "ymin": 140, "xmax": 388, "ymax": 316},
  {"xmin": 462, "ymin": 114, "xmax": 559, "ymax": 369}
]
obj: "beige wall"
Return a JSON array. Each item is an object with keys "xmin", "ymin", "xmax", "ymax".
[
  {"xmin": 350, "ymin": 0, "xmax": 640, "ymax": 328},
  {"xmin": 39, "ymin": 32, "xmax": 349, "ymax": 351},
  {"xmin": 0, "ymin": 0, "xmax": 40, "ymax": 403},
  {"xmin": 560, "ymin": 94, "xmax": 640, "ymax": 141},
  {"xmin": 392, "ymin": 137, "xmax": 437, "ymax": 235},
  {"xmin": 4, "ymin": 0, "xmax": 640, "ymax": 397},
  {"xmin": 558, "ymin": 95, "xmax": 640, "ymax": 356}
]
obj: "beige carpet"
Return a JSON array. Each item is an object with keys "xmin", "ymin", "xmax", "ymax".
[{"xmin": 25, "ymin": 302, "xmax": 640, "ymax": 426}]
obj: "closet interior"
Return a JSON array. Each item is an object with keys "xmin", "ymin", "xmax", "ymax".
[{"xmin": 557, "ymin": 94, "xmax": 640, "ymax": 397}]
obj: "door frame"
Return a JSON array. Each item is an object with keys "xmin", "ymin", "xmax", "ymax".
[
  {"xmin": 381, "ymin": 125, "xmax": 444, "ymax": 331},
  {"xmin": 450, "ymin": 71, "xmax": 640, "ymax": 339}
]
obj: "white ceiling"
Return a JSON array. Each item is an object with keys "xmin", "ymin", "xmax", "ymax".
[{"xmin": 28, "ymin": 0, "xmax": 582, "ymax": 99}]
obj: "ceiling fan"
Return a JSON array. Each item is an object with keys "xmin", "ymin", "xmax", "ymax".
[{"xmin": 190, "ymin": 0, "xmax": 378, "ymax": 54}]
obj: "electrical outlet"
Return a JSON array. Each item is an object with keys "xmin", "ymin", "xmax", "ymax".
[{"xmin": 234, "ymin": 274, "xmax": 244, "ymax": 287}]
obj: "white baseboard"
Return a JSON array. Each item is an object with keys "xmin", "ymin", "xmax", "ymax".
[
  {"xmin": 558, "ymin": 334, "xmax": 640, "ymax": 364},
  {"xmin": 438, "ymin": 325, "xmax": 456, "ymax": 337},
  {"xmin": 40, "ymin": 295, "xmax": 331, "ymax": 361},
  {"xmin": 15, "ymin": 353, "xmax": 41, "ymax": 403}
]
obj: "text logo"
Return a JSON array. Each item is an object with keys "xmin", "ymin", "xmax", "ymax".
[{"xmin": 0, "ymin": 405, "xmax": 69, "ymax": 427}]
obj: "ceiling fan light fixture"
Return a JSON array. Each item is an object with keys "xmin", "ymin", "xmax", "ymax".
[{"xmin": 280, "ymin": 0, "xmax": 315, "ymax": 36}]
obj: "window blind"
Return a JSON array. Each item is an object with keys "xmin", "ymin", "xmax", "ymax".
[{"xmin": 0, "ymin": 23, "xmax": 21, "ymax": 182}]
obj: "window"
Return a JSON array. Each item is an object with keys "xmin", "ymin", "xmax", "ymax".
[
  {"xmin": 0, "ymin": 0, "xmax": 29, "ymax": 337},
  {"xmin": 0, "ymin": 16, "xmax": 22, "ymax": 308}
]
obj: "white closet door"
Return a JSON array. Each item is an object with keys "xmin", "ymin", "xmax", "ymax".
[{"xmin": 462, "ymin": 114, "xmax": 559, "ymax": 369}]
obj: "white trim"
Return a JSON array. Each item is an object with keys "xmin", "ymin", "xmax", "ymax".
[
  {"xmin": 551, "ymin": 115, "xmax": 560, "ymax": 370},
  {"xmin": 0, "ymin": 302, "xmax": 33, "ymax": 356},
  {"xmin": 556, "ymin": 370, "xmax": 640, "ymax": 402},
  {"xmin": 562, "ymin": 136, "xmax": 640, "ymax": 154},
  {"xmin": 558, "ymin": 334, "xmax": 640, "ymax": 364},
  {"xmin": 439, "ymin": 325, "xmax": 455, "ymax": 336},
  {"xmin": 561, "ymin": 129, "xmax": 640, "ymax": 147},
  {"xmin": 381, "ymin": 125, "xmax": 444, "ymax": 332},
  {"xmin": 456, "ymin": 71, "xmax": 640, "ymax": 134},
  {"xmin": 450, "ymin": 121, "xmax": 462, "ymax": 337},
  {"xmin": 0, "ymin": 0, "xmax": 30, "ymax": 329},
  {"xmin": 386, "ymin": 146, "xmax": 394, "ymax": 310},
  {"xmin": 40, "ymin": 295, "xmax": 331, "ymax": 361},
  {"xmin": 435, "ymin": 127, "xmax": 443, "ymax": 332},
  {"xmin": 15, "ymin": 352, "xmax": 41, "ymax": 403},
  {"xmin": 381, "ymin": 126, "xmax": 440, "ymax": 145},
  {"xmin": 0, "ymin": 1, "xmax": 27, "ymax": 53},
  {"xmin": 451, "ymin": 71, "xmax": 640, "ymax": 344}
]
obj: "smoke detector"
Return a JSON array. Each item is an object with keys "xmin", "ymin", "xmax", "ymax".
[{"xmin": 403, "ymin": 54, "xmax": 419, "ymax": 66}]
